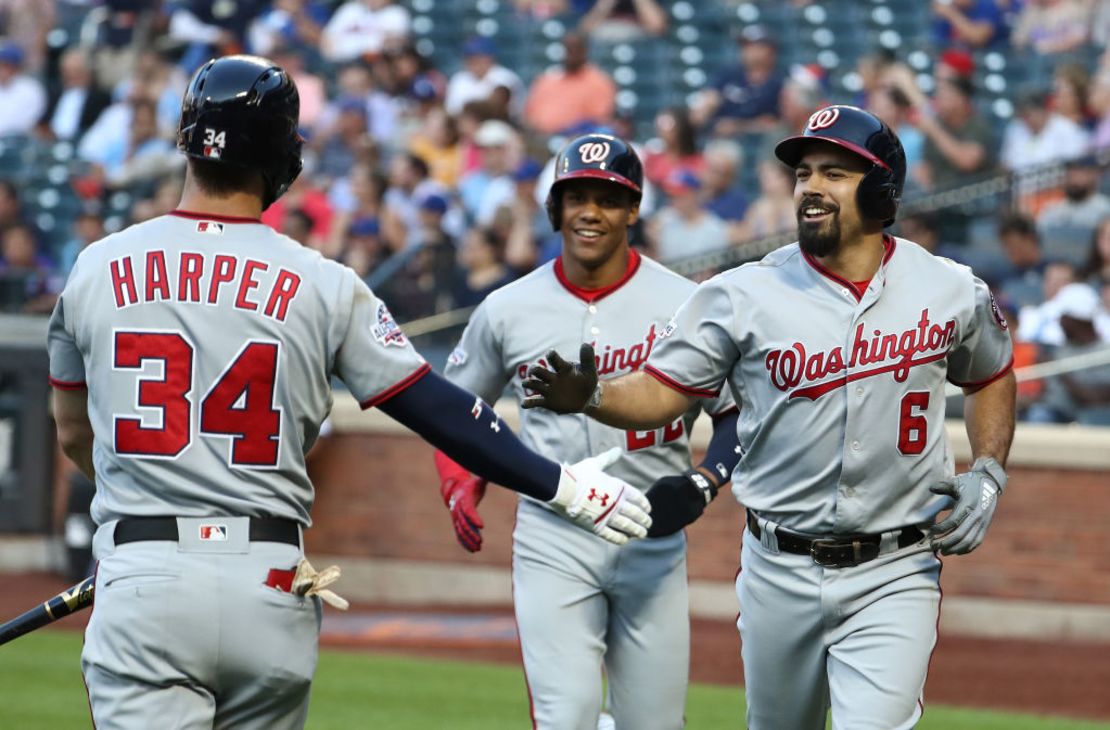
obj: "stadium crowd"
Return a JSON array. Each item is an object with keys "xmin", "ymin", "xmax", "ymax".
[{"xmin": 0, "ymin": 0, "xmax": 1108, "ymax": 423}]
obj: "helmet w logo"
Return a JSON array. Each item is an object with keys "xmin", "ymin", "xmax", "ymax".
[
  {"xmin": 579, "ymin": 142, "xmax": 611, "ymax": 164},
  {"xmin": 807, "ymin": 107, "xmax": 841, "ymax": 131}
]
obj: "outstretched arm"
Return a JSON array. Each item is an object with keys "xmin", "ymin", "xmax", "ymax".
[
  {"xmin": 378, "ymin": 368, "xmax": 652, "ymax": 544},
  {"xmin": 521, "ymin": 344, "xmax": 693, "ymax": 430}
]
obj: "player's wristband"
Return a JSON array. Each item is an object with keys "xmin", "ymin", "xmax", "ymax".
[
  {"xmin": 685, "ymin": 469, "xmax": 718, "ymax": 505},
  {"xmin": 586, "ymin": 382, "xmax": 602, "ymax": 412}
]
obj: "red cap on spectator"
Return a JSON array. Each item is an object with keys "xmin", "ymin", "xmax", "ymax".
[{"xmin": 939, "ymin": 49, "xmax": 974, "ymax": 78}]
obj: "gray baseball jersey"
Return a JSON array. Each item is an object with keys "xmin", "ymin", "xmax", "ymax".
[
  {"xmin": 48, "ymin": 210, "xmax": 429, "ymax": 729},
  {"xmin": 48, "ymin": 211, "xmax": 429, "ymax": 527},
  {"xmin": 446, "ymin": 249, "xmax": 734, "ymax": 729},
  {"xmin": 645, "ymin": 236, "xmax": 1013, "ymax": 728}
]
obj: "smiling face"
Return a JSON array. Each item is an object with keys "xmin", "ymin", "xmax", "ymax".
[
  {"xmin": 559, "ymin": 178, "xmax": 639, "ymax": 270},
  {"xmin": 793, "ymin": 141, "xmax": 872, "ymax": 257}
]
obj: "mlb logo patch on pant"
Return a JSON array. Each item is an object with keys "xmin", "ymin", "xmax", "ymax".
[{"xmin": 199, "ymin": 524, "xmax": 228, "ymax": 541}]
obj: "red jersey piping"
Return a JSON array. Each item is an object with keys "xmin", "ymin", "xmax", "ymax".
[
  {"xmin": 802, "ymin": 235, "xmax": 896, "ymax": 301},
  {"xmin": 49, "ymin": 377, "xmax": 87, "ymax": 390},
  {"xmin": 359, "ymin": 363, "xmax": 433, "ymax": 409},
  {"xmin": 554, "ymin": 248, "xmax": 641, "ymax": 303},
  {"xmin": 644, "ymin": 364, "xmax": 720, "ymax": 398},
  {"xmin": 170, "ymin": 209, "xmax": 263, "ymax": 224}
]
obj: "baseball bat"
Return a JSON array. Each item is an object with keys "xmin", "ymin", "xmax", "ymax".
[{"xmin": 0, "ymin": 574, "xmax": 95, "ymax": 647}]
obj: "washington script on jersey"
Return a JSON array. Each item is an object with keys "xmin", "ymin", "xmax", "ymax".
[
  {"xmin": 516, "ymin": 324, "xmax": 660, "ymax": 381},
  {"xmin": 765, "ymin": 308, "xmax": 958, "ymax": 401},
  {"xmin": 106, "ymin": 250, "xmax": 302, "ymax": 321}
]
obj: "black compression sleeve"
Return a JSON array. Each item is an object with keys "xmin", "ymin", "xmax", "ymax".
[
  {"xmin": 376, "ymin": 370, "xmax": 561, "ymax": 501},
  {"xmin": 698, "ymin": 409, "xmax": 741, "ymax": 485}
]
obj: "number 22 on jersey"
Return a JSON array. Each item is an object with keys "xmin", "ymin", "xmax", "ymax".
[{"xmin": 113, "ymin": 330, "xmax": 282, "ymax": 468}]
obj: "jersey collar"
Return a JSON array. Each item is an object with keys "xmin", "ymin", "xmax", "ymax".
[
  {"xmin": 802, "ymin": 234, "xmax": 896, "ymax": 302},
  {"xmin": 554, "ymin": 248, "xmax": 642, "ymax": 304},
  {"xmin": 171, "ymin": 209, "xmax": 263, "ymax": 224}
]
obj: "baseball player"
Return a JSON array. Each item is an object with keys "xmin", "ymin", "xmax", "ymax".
[
  {"xmin": 434, "ymin": 133, "xmax": 742, "ymax": 730},
  {"xmin": 46, "ymin": 56, "xmax": 649, "ymax": 730},
  {"xmin": 522, "ymin": 106, "xmax": 1017, "ymax": 729}
]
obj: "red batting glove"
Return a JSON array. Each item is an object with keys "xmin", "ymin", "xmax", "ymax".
[{"xmin": 440, "ymin": 476, "xmax": 487, "ymax": 552}]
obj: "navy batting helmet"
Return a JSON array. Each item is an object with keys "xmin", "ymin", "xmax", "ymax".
[
  {"xmin": 545, "ymin": 133, "xmax": 643, "ymax": 231},
  {"xmin": 177, "ymin": 55, "xmax": 303, "ymax": 210},
  {"xmin": 774, "ymin": 105, "xmax": 906, "ymax": 227}
]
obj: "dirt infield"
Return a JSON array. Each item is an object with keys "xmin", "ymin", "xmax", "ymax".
[{"xmin": 5, "ymin": 572, "xmax": 1109, "ymax": 722}]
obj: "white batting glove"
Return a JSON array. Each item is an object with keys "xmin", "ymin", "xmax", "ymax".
[{"xmin": 548, "ymin": 447, "xmax": 652, "ymax": 545}]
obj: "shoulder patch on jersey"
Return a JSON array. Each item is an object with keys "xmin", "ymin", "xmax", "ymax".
[
  {"xmin": 196, "ymin": 221, "xmax": 224, "ymax": 235},
  {"xmin": 371, "ymin": 302, "xmax": 408, "ymax": 347},
  {"xmin": 447, "ymin": 346, "xmax": 467, "ymax": 367},
  {"xmin": 989, "ymin": 291, "xmax": 1009, "ymax": 331},
  {"xmin": 658, "ymin": 318, "xmax": 678, "ymax": 340}
]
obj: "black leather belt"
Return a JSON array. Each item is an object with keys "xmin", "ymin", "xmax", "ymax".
[
  {"xmin": 114, "ymin": 517, "xmax": 301, "ymax": 546},
  {"xmin": 746, "ymin": 510, "xmax": 925, "ymax": 568}
]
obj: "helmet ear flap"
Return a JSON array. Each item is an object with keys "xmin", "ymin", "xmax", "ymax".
[
  {"xmin": 545, "ymin": 188, "xmax": 560, "ymax": 232},
  {"xmin": 857, "ymin": 165, "xmax": 899, "ymax": 227}
]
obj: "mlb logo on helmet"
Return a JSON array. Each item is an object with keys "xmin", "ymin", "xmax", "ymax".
[
  {"xmin": 203, "ymin": 146, "xmax": 222, "ymax": 159},
  {"xmin": 199, "ymin": 524, "xmax": 228, "ymax": 541}
]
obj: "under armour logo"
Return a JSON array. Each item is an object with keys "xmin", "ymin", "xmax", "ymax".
[
  {"xmin": 807, "ymin": 107, "xmax": 841, "ymax": 131},
  {"xmin": 587, "ymin": 488, "xmax": 609, "ymax": 507}
]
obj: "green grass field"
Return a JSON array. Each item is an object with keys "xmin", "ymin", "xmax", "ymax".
[{"xmin": 3, "ymin": 631, "xmax": 1107, "ymax": 729}]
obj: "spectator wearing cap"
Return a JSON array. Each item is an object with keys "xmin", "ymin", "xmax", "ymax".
[
  {"xmin": 458, "ymin": 119, "xmax": 519, "ymax": 227},
  {"xmin": 57, "ymin": 207, "xmax": 106, "ymax": 280},
  {"xmin": 577, "ymin": 0, "xmax": 668, "ymax": 42},
  {"xmin": 503, "ymin": 158, "xmax": 555, "ymax": 270},
  {"xmin": 690, "ymin": 25, "xmax": 784, "ymax": 138},
  {"xmin": 315, "ymin": 96, "xmax": 375, "ymax": 181},
  {"xmin": 643, "ymin": 107, "xmax": 705, "ymax": 188},
  {"xmin": 339, "ymin": 215, "xmax": 388, "ymax": 280},
  {"xmin": 931, "ymin": 0, "xmax": 1008, "ymax": 50},
  {"xmin": 445, "ymin": 37, "xmax": 524, "ymax": 118},
  {"xmin": 913, "ymin": 75, "xmax": 997, "ymax": 193},
  {"xmin": 0, "ymin": 41, "xmax": 45, "ymax": 137},
  {"xmin": 524, "ymin": 31, "xmax": 616, "ymax": 135},
  {"xmin": 382, "ymin": 152, "xmax": 444, "ymax": 251},
  {"xmin": 1011, "ymin": 0, "xmax": 1090, "ymax": 56},
  {"xmin": 700, "ymin": 139, "xmax": 749, "ymax": 227},
  {"xmin": 38, "ymin": 47, "xmax": 112, "ymax": 142},
  {"xmin": 1037, "ymin": 157, "xmax": 1110, "ymax": 264},
  {"xmin": 1000, "ymin": 88, "xmax": 1090, "ymax": 173},
  {"xmin": 1025, "ymin": 282, "xmax": 1110, "ymax": 424},
  {"xmin": 321, "ymin": 0, "xmax": 411, "ymax": 63},
  {"xmin": 995, "ymin": 214, "xmax": 1049, "ymax": 310},
  {"xmin": 756, "ymin": 63, "xmax": 827, "ymax": 164},
  {"xmin": 647, "ymin": 169, "xmax": 730, "ymax": 263}
]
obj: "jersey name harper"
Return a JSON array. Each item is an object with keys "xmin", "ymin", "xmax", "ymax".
[
  {"xmin": 107, "ymin": 250, "xmax": 302, "ymax": 321},
  {"xmin": 765, "ymin": 308, "xmax": 957, "ymax": 401}
]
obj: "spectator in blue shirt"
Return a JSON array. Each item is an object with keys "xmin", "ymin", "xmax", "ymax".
[
  {"xmin": 700, "ymin": 138, "xmax": 749, "ymax": 226},
  {"xmin": 931, "ymin": 0, "xmax": 1008, "ymax": 50},
  {"xmin": 690, "ymin": 24, "xmax": 783, "ymax": 138}
]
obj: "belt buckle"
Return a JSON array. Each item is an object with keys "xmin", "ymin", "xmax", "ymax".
[{"xmin": 810, "ymin": 538, "xmax": 878, "ymax": 568}]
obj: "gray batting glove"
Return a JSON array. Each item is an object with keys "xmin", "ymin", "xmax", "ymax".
[
  {"xmin": 928, "ymin": 456, "xmax": 1007, "ymax": 555},
  {"xmin": 549, "ymin": 447, "xmax": 652, "ymax": 544}
]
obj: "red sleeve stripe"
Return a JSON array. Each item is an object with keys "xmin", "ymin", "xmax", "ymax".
[
  {"xmin": 643, "ymin": 365, "xmax": 720, "ymax": 398},
  {"xmin": 359, "ymin": 362, "xmax": 432, "ymax": 409},
  {"xmin": 49, "ymin": 377, "xmax": 87, "ymax": 390},
  {"xmin": 947, "ymin": 357, "xmax": 1014, "ymax": 392}
]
